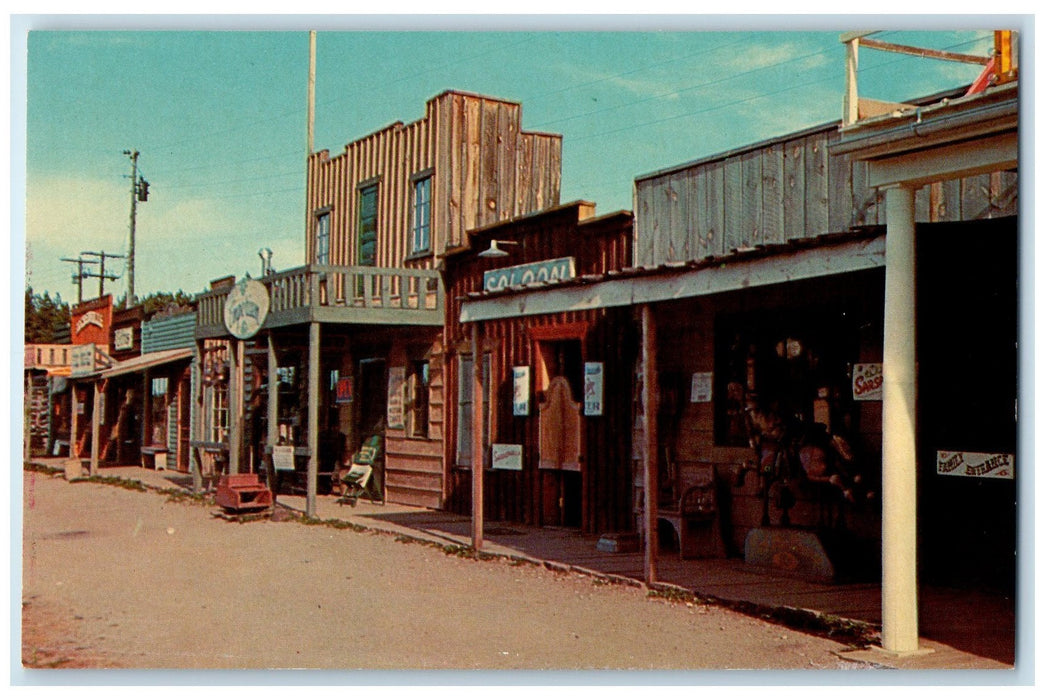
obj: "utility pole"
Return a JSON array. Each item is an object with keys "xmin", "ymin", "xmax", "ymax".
[
  {"xmin": 122, "ymin": 149, "xmax": 149, "ymax": 308},
  {"xmin": 60, "ymin": 255, "xmax": 92, "ymax": 303},
  {"xmin": 81, "ymin": 251, "xmax": 124, "ymax": 300}
]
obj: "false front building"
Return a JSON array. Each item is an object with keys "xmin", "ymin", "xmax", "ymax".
[{"xmin": 193, "ymin": 90, "xmax": 562, "ymax": 516}]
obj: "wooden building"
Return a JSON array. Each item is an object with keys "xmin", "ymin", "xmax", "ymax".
[
  {"xmin": 460, "ymin": 36, "xmax": 1018, "ymax": 656},
  {"xmin": 193, "ymin": 90, "xmax": 562, "ymax": 517},
  {"xmin": 443, "ymin": 201, "xmax": 634, "ymax": 533}
]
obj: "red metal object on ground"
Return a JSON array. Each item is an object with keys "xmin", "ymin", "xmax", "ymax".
[{"xmin": 214, "ymin": 473, "xmax": 272, "ymax": 512}]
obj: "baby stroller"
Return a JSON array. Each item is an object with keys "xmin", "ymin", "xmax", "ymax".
[{"xmin": 337, "ymin": 433, "xmax": 384, "ymax": 506}]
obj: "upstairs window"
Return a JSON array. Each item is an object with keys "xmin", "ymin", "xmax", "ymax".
[
  {"xmin": 358, "ymin": 185, "xmax": 378, "ymax": 267},
  {"xmin": 315, "ymin": 211, "xmax": 331, "ymax": 265},
  {"xmin": 411, "ymin": 175, "xmax": 432, "ymax": 255}
]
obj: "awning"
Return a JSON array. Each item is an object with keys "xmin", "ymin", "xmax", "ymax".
[
  {"xmin": 101, "ymin": 347, "xmax": 194, "ymax": 379},
  {"xmin": 460, "ymin": 229, "xmax": 885, "ymax": 323}
]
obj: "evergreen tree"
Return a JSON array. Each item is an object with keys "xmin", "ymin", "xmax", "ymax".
[{"xmin": 24, "ymin": 287, "xmax": 71, "ymax": 343}]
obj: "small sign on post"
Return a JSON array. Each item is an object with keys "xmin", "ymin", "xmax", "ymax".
[{"xmin": 272, "ymin": 445, "xmax": 295, "ymax": 472}]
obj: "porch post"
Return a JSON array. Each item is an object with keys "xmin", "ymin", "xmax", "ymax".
[
  {"xmin": 306, "ymin": 322, "xmax": 320, "ymax": 518},
  {"xmin": 70, "ymin": 382, "xmax": 80, "ymax": 463},
  {"xmin": 267, "ymin": 332, "xmax": 279, "ymax": 486},
  {"xmin": 228, "ymin": 340, "xmax": 244, "ymax": 474},
  {"xmin": 881, "ymin": 184, "xmax": 922, "ymax": 654},
  {"xmin": 89, "ymin": 380, "xmax": 102, "ymax": 476},
  {"xmin": 471, "ymin": 323, "xmax": 484, "ymax": 551},
  {"xmin": 190, "ymin": 341, "xmax": 204, "ymax": 494},
  {"xmin": 641, "ymin": 304, "xmax": 659, "ymax": 584}
]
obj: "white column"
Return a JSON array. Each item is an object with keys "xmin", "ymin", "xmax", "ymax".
[
  {"xmin": 881, "ymin": 184, "xmax": 922, "ymax": 654},
  {"xmin": 90, "ymin": 380, "xmax": 102, "ymax": 476},
  {"xmin": 306, "ymin": 322, "xmax": 320, "ymax": 518}
]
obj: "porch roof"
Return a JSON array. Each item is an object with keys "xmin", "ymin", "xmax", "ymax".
[
  {"xmin": 100, "ymin": 348, "xmax": 194, "ymax": 379},
  {"xmin": 459, "ymin": 228, "xmax": 885, "ymax": 323}
]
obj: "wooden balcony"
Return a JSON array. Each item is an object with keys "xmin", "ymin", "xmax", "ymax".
[{"xmin": 196, "ymin": 265, "xmax": 444, "ymax": 338}]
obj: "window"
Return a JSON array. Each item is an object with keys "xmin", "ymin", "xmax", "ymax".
[
  {"xmin": 358, "ymin": 185, "xmax": 378, "ymax": 267},
  {"xmin": 410, "ymin": 175, "xmax": 432, "ymax": 254},
  {"xmin": 406, "ymin": 360, "xmax": 430, "ymax": 438},
  {"xmin": 315, "ymin": 211, "xmax": 331, "ymax": 265},
  {"xmin": 150, "ymin": 377, "xmax": 169, "ymax": 445},
  {"xmin": 456, "ymin": 352, "xmax": 492, "ymax": 466},
  {"xmin": 205, "ymin": 383, "xmax": 228, "ymax": 444}
]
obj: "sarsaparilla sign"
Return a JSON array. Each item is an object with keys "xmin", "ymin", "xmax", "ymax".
[{"xmin": 936, "ymin": 450, "xmax": 1014, "ymax": 479}]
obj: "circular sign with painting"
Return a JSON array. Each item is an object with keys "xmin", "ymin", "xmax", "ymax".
[{"xmin": 223, "ymin": 278, "xmax": 270, "ymax": 339}]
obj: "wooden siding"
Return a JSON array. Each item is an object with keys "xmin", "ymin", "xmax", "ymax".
[
  {"xmin": 635, "ymin": 123, "xmax": 1019, "ymax": 266},
  {"xmin": 442, "ymin": 203, "xmax": 635, "ymax": 533},
  {"xmin": 141, "ymin": 313, "xmax": 197, "ymax": 354},
  {"xmin": 307, "ymin": 91, "xmax": 562, "ymax": 271}
]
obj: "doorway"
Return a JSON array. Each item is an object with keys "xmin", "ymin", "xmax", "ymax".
[
  {"xmin": 355, "ymin": 358, "xmax": 387, "ymax": 450},
  {"xmin": 537, "ymin": 338, "xmax": 584, "ymax": 527}
]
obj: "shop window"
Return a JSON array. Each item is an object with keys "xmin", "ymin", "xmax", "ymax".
[
  {"xmin": 456, "ymin": 352, "xmax": 492, "ymax": 466},
  {"xmin": 205, "ymin": 383, "xmax": 228, "ymax": 444},
  {"xmin": 715, "ymin": 308, "xmax": 858, "ymax": 448},
  {"xmin": 407, "ymin": 360, "xmax": 430, "ymax": 439}
]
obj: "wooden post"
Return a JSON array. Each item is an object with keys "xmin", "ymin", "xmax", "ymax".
[
  {"xmin": 89, "ymin": 380, "xmax": 102, "ymax": 476},
  {"xmin": 70, "ymin": 383, "xmax": 80, "ymax": 462},
  {"xmin": 228, "ymin": 340, "xmax": 244, "ymax": 474},
  {"xmin": 190, "ymin": 341, "xmax": 204, "ymax": 494},
  {"xmin": 844, "ymin": 37, "xmax": 860, "ymax": 126},
  {"xmin": 881, "ymin": 184, "xmax": 923, "ymax": 655},
  {"xmin": 306, "ymin": 322, "xmax": 320, "ymax": 518},
  {"xmin": 267, "ymin": 332, "xmax": 279, "ymax": 491},
  {"xmin": 641, "ymin": 305, "xmax": 659, "ymax": 585},
  {"xmin": 471, "ymin": 323, "xmax": 484, "ymax": 551}
]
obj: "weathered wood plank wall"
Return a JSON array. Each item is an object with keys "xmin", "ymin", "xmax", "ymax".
[
  {"xmin": 635, "ymin": 123, "xmax": 1018, "ymax": 266},
  {"xmin": 308, "ymin": 90, "xmax": 562, "ymax": 271}
]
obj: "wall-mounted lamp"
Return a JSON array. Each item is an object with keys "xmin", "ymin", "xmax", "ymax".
[{"xmin": 478, "ymin": 240, "xmax": 519, "ymax": 258}]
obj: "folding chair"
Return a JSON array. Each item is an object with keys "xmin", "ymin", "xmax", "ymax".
[{"xmin": 337, "ymin": 434, "xmax": 384, "ymax": 506}]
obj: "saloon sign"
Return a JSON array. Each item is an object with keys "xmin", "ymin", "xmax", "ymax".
[
  {"xmin": 483, "ymin": 257, "xmax": 576, "ymax": 293},
  {"xmin": 224, "ymin": 278, "xmax": 270, "ymax": 339}
]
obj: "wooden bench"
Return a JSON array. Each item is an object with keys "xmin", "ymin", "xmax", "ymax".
[
  {"xmin": 140, "ymin": 445, "xmax": 169, "ymax": 470},
  {"xmin": 657, "ymin": 466, "xmax": 726, "ymax": 559}
]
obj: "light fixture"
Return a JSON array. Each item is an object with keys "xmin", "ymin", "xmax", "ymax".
[
  {"xmin": 478, "ymin": 240, "xmax": 519, "ymax": 258},
  {"xmin": 258, "ymin": 248, "xmax": 274, "ymax": 276}
]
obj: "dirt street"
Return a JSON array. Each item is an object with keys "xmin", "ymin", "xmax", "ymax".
[{"xmin": 21, "ymin": 469, "xmax": 875, "ymax": 672}]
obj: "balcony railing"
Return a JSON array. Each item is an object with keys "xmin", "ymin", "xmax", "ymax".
[{"xmin": 196, "ymin": 264, "xmax": 444, "ymax": 337}]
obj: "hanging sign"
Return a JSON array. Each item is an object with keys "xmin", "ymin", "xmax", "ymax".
[
  {"xmin": 483, "ymin": 257, "xmax": 576, "ymax": 292},
  {"xmin": 512, "ymin": 366, "xmax": 530, "ymax": 416},
  {"xmin": 852, "ymin": 363, "xmax": 883, "ymax": 401},
  {"xmin": 70, "ymin": 344, "xmax": 97, "ymax": 378},
  {"xmin": 386, "ymin": 366, "xmax": 406, "ymax": 428},
  {"xmin": 936, "ymin": 451, "xmax": 1014, "ymax": 480},
  {"xmin": 491, "ymin": 443, "xmax": 524, "ymax": 471},
  {"xmin": 224, "ymin": 278, "xmax": 270, "ymax": 339},
  {"xmin": 336, "ymin": 377, "xmax": 355, "ymax": 404},
  {"xmin": 690, "ymin": 372, "xmax": 713, "ymax": 403},
  {"xmin": 584, "ymin": 362, "xmax": 603, "ymax": 416},
  {"xmin": 272, "ymin": 445, "xmax": 295, "ymax": 472}
]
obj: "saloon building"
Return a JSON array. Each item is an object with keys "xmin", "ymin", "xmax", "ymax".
[{"xmin": 458, "ymin": 33, "xmax": 1019, "ymax": 656}]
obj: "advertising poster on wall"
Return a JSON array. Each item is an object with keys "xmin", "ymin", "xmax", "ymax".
[
  {"xmin": 852, "ymin": 363, "xmax": 883, "ymax": 401},
  {"xmin": 690, "ymin": 372, "xmax": 713, "ymax": 403},
  {"xmin": 336, "ymin": 377, "xmax": 354, "ymax": 405},
  {"xmin": 386, "ymin": 366, "xmax": 406, "ymax": 428},
  {"xmin": 491, "ymin": 443, "xmax": 523, "ymax": 471},
  {"xmin": 513, "ymin": 366, "xmax": 530, "ymax": 416},
  {"xmin": 584, "ymin": 362, "xmax": 603, "ymax": 416}
]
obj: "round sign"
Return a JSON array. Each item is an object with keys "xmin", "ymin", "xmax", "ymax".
[{"xmin": 224, "ymin": 278, "xmax": 270, "ymax": 339}]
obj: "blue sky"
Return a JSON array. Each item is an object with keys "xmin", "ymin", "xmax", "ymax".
[{"xmin": 18, "ymin": 20, "xmax": 998, "ymax": 305}]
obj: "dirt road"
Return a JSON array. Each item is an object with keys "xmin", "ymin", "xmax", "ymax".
[{"xmin": 21, "ymin": 469, "xmax": 874, "ymax": 671}]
